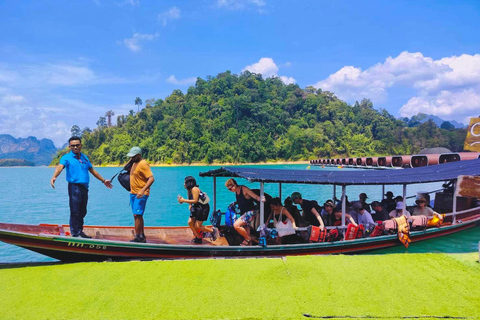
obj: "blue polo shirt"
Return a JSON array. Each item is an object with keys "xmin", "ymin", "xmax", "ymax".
[{"xmin": 59, "ymin": 151, "xmax": 93, "ymax": 188}]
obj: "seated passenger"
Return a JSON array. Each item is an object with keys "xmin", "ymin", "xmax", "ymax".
[
  {"xmin": 381, "ymin": 191, "xmax": 396, "ymax": 213},
  {"xmin": 331, "ymin": 208, "xmax": 357, "ymax": 226},
  {"xmin": 321, "ymin": 200, "xmax": 335, "ymax": 227},
  {"xmin": 351, "ymin": 201, "xmax": 374, "ymax": 225},
  {"xmin": 358, "ymin": 193, "xmax": 372, "ymax": 213},
  {"xmin": 265, "ymin": 197, "xmax": 297, "ymax": 244},
  {"xmin": 291, "ymin": 192, "xmax": 325, "ymax": 231},
  {"xmin": 389, "ymin": 201, "xmax": 411, "ymax": 219},
  {"xmin": 412, "ymin": 195, "xmax": 442, "ymax": 219},
  {"xmin": 370, "ymin": 201, "xmax": 389, "ymax": 221}
]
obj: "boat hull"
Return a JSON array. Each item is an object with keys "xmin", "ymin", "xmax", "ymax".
[{"xmin": 1, "ymin": 212, "xmax": 479, "ymax": 262}]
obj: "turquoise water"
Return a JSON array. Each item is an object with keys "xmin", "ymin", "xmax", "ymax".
[{"xmin": 0, "ymin": 165, "xmax": 478, "ymax": 263}]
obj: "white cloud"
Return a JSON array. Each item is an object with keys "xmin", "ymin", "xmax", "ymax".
[
  {"xmin": 313, "ymin": 51, "xmax": 480, "ymax": 124},
  {"xmin": 0, "ymin": 94, "xmax": 70, "ymax": 147},
  {"xmin": 242, "ymin": 57, "xmax": 296, "ymax": 85},
  {"xmin": 1, "ymin": 94, "xmax": 26, "ymax": 104},
  {"xmin": 243, "ymin": 57, "xmax": 278, "ymax": 77},
  {"xmin": 0, "ymin": 62, "xmax": 127, "ymax": 88},
  {"xmin": 0, "ymin": 57, "xmax": 157, "ymax": 147},
  {"xmin": 217, "ymin": 0, "xmax": 266, "ymax": 10},
  {"xmin": 279, "ymin": 76, "xmax": 296, "ymax": 85},
  {"xmin": 158, "ymin": 6, "xmax": 180, "ymax": 26},
  {"xmin": 123, "ymin": 0, "xmax": 139, "ymax": 6},
  {"xmin": 123, "ymin": 32, "xmax": 159, "ymax": 52},
  {"xmin": 166, "ymin": 75, "xmax": 197, "ymax": 85}
]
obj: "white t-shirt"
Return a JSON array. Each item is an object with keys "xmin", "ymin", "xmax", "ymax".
[
  {"xmin": 389, "ymin": 209, "xmax": 411, "ymax": 219},
  {"xmin": 412, "ymin": 206, "xmax": 435, "ymax": 217}
]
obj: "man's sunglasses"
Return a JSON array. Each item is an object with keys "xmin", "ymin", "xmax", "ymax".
[{"xmin": 70, "ymin": 144, "xmax": 81, "ymax": 148}]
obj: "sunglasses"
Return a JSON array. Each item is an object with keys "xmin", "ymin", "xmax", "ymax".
[
  {"xmin": 70, "ymin": 144, "xmax": 81, "ymax": 148},
  {"xmin": 227, "ymin": 185, "xmax": 234, "ymax": 190}
]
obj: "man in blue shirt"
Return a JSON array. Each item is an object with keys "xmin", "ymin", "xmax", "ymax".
[{"xmin": 50, "ymin": 136, "xmax": 113, "ymax": 238}]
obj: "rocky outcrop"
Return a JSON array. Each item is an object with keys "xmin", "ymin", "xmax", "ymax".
[{"xmin": 0, "ymin": 134, "xmax": 57, "ymax": 166}]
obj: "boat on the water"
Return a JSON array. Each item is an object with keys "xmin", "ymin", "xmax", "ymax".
[{"xmin": 1, "ymin": 159, "xmax": 480, "ymax": 262}]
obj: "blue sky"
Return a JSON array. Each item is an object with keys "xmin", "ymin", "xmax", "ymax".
[{"xmin": 1, "ymin": 0, "xmax": 479, "ymax": 146}]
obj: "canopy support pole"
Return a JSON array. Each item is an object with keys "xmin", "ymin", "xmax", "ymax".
[
  {"xmin": 382, "ymin": 185, "xmax": 385, "ymax": 200},
  {"xmin": 402, "ymin": 184, "xmax": 407, "ymax": 213},
  {"xmin": 333, "ymin": 184, "xmax": 336, "ymax": 204},
  {"xmin": 213, "ymin": 177, "xmax": 217, "ymax": 212},
  {"xmin": 279, "ymin": 183, "xmax": 282, "ymax": 200},
  {"xmin": 260, "ymin": 182, "xmax": 265, "ymax": 227},
  {"xmin": 341, "ymin": 185, "xmax": 346, "ymax": 226},
  {"xmin": 452, "ymin": 180, "xmax": 457, "ymax": 224}
]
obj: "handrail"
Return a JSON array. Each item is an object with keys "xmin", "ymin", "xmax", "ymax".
[{"xmin": 442, "ymin": 206, "xmax": 480, "ymax": 217}]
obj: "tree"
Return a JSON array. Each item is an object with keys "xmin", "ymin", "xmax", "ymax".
[
  {"xmin": 135, "ymin": 97, "xmax": 142, "ymax": 113},
  {"xmin": 105, "ymin": 110, "xmax": 115, "ymax": 127},
  {"xmin": 82, "ymin": 127, "xmax": 92, "ymax": 135},
  {"xmin": 71, "ymin": 125, "xmax": 81, "ymax": 137},
  {"xmin": 96, "ymin": 117, "xmax": 107, "ymax": 128},
  {"xmin": 441, "ymin": 121, "xmax": 455, "ymax": 131}
]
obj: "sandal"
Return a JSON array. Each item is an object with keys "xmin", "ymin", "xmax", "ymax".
[{"xmin": 240, "ymin": 239, "xmax": 251, "ymax": 246}]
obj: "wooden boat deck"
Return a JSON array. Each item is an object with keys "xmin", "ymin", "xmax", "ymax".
[{"xmin": 30, "ymin": 223, "xmax": 231, "ymax": 246}]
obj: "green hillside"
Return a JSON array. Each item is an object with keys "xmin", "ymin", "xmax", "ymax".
[{"xmin": 53, "ymin": 71, "xmax": 467, "ymax": 165}]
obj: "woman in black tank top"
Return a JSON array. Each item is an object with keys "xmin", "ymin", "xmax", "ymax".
[{"xmin": 225, "ymin": 178, "xmax": 265, "ymax": 246}]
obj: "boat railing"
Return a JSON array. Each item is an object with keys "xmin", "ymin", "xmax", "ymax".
[{"xmin": 442, "ymin": 206, "xmax": 480, "ymax": 217}]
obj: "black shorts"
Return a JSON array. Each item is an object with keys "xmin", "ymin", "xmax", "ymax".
[{"xmin": 190, "ymin": 204, "xmax": 210, "ymax": 221}]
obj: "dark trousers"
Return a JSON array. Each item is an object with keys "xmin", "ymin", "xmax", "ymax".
[{"xmin": 68, "ymin": 183, "xmax": 88, "ymax": 236}]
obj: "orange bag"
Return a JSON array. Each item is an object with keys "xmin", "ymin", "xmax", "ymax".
[{"xmin": 427, "ymin": 214, "xmax": 445, "ymax": 227}]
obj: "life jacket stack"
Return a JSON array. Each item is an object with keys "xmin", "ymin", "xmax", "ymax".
[
  {"xmin": 369, "ymin": 222, "xmax": 385, "ymax": 237},
  {"xmin": 394, "ymin": 215, "xmax": 411, "ymax": 248},
  {"xmin": 309, "ymin": 226, "xmax": 327, "ymax": 243},
  {"xmin": 344, "ymin": 223, "xmax": 364, "ymax": 240}
]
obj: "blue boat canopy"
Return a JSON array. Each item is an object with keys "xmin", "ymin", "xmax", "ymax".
[{"xmin": 200, "ymin": 158, "xmax": 480, "ymax": 186}]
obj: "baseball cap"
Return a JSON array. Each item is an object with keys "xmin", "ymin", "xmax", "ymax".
[
  {"xmin": 324, "ymin": 200, "xmax": 334, "ymax": 207},
  {"xmin": 359, "ymin": 193, "xmax": 368, "ymax": 199},
  {"xmin": 385, "ymin": 191, "xmax": 394, "ymax": 197},
  {"xmin": 127, "ymin": 146, "xmax": 142, "ymax": 157},
  {"xmin": 291, "ymin": 192, "xmax": 302, "ymax": 200},
  {"xmin": 396, "ymin": 202, "xmax": 404, "ymax": 210}
]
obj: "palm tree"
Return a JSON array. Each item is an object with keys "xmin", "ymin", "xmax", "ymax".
[
  {"xmin": 105, "ymin": 110, "xmax": 115, "ymax": 127},
  {"xmin": 135, "ymin": 97, "xmax": 142, "ymax": 113}
]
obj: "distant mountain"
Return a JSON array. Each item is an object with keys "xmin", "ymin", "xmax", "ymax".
[
  {"xmin": 0, "ymin": 134, "xmax": 58, "ymax": 166},
  {"xmin": 401, "ymin": 113, "xmax": 465, "ymax": 129}
]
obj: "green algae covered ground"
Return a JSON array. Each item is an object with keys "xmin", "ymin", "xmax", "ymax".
[{"xmin": 0, "ymin": 253, "xmax": 479, "ymax": 320}]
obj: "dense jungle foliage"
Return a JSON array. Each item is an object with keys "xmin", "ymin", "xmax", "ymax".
[{"xmin": 52, "ymin": 71, "xmax": 467, "ymax": 165}]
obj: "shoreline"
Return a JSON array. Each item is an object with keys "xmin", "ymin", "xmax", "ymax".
[{"xmin": 108, "ymin": 160, "xmax": 311, "ymax": 168}]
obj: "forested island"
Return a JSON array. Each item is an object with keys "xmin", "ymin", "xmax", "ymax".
[
  {"xmin": 0, "ymin": 159, "xmax": 35, "ymax": 167},
  {"xmin": 52, "ymin": 71, "xmax": 467, "ymax": 165}
]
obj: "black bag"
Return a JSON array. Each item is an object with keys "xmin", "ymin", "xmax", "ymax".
[
  {"xmin": 210, "ymin": 209, "xmax": 222, "ymax": 227},
  {"xmin": 117, "ymin": 171, "xmax": 131, "ymax": 191},
  {"xmin": 111, "ymin": 161, "xmax": 133, "ymax": 192}
]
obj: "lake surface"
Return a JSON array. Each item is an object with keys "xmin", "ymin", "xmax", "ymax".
[{"xmin": 0, "ymin": 164, "xmax": 478, "ymax": 263}]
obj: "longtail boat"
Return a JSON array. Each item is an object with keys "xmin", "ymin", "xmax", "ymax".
[{"xmin": 1, "ymin": 159, "xmax": 480, "ymax": 262}]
